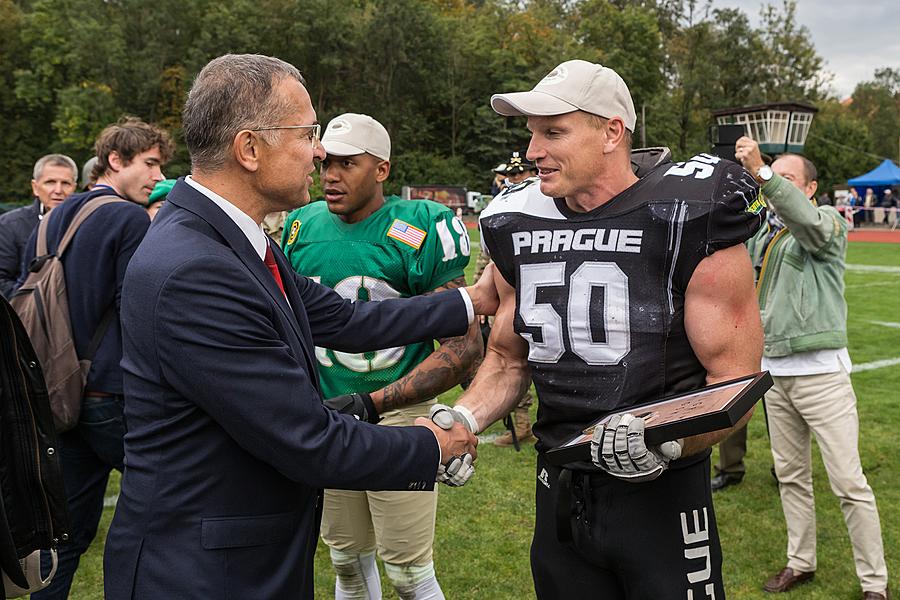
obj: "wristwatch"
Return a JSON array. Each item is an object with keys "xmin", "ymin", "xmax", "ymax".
[{"xmin": 756, "ymin": 164, "xmax": 774, "ymax": 183}]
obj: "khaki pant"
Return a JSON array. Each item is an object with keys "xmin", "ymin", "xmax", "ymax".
[
  {"xmin": 715, "ymin": 422, "xmax": 747, "ymax": 476},
  {"xmin": 766, "ymin": 367, "xmax": 888, "ymax": 593},
  {"xmin": 321, "ymin": 401, "xmax": 438, "ymax": 566}
]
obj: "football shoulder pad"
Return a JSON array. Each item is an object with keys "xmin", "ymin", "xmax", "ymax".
[{"xmin": 645, "ymin": 153, "xmax": 765, "ymax": 253}]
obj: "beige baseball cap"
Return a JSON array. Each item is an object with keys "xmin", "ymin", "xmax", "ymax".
[
  {"xmin": 321, "ymin": 113, "xmax": 391, "ymax": 161},
  {"xmin": 491, "ymin": 60, "xmax": 637, "ymax": 132}
]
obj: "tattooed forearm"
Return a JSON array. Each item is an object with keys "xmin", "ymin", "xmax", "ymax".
[
  {"xmin": 420, "ymin": 275, "xmax": 465, "ymax": 296},
  {"xmin": 370, "ymin": 276, "xmax": 484, "ymax": 413}
]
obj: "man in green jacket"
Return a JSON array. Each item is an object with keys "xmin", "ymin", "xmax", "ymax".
[{"xmin": 732, "ymin": 137, "xmax": 888, "ymax": 600}]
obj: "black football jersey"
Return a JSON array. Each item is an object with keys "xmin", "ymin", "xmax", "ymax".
[{"xmin": 479, "ymin": 155, "xmax": 764, "ymax": 454}]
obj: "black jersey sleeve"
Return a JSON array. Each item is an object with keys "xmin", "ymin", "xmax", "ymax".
[
  {"xmin": 705, "ymin": 159, "xmax": 766, "ymax": 254},
  {"xmin": 654, "ymin": 155, "xmax": 765, "ymax": 292},
  {"xmin": 478, "ymin": 217, "xmax": 517, "ymax": 285}
]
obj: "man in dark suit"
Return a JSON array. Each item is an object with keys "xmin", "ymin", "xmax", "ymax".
[
  {"xmin": 103, "ymin": 54, "xmax": 491, "ymax": 600},
  {"xmin": 0, "ymin": 154, "xmax": 77, "ymax": 298}
]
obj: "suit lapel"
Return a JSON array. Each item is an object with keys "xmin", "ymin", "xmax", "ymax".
[
  {"xmin": 167, "ymin": 179, "xmax": 317, "ymax": 376},
  {"xmin": 272, "ymin": 247, "xmax": 320, "ymax": 389}
]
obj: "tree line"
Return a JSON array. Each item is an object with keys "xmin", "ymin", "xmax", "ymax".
[{"xmin": 2, "ymin": 0, "xmax": 898, "ymax": 202}]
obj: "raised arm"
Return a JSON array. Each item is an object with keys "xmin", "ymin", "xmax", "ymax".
[{"xmin": 680, "ymin": 243, "xmax": 764, "ymax": 456}]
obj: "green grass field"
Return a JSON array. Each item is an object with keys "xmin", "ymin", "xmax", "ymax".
[{"xmin": 65, "ymin": 239, "xmax": 899, "ymax": 599}]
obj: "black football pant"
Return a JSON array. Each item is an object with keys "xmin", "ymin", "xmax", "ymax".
[{"xmin": 531, "ymin": 453, "xmax": 725, "ymax": 600}]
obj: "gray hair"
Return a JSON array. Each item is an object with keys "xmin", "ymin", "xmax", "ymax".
[
  {"xmin": 183, "ymin": 54, "xmax": 305, "ymax": 172},
  {"xmin": 33, "ymin": 154, "xmax": 78, "ymax": 181}
]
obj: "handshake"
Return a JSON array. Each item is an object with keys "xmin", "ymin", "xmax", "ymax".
[
  {"xmin": 416, "ymin": 404, "xmax": 479, "ymax": 487},
  {"xmin": 324, "ymin": 393, "xmax": 480, "ymax": 487}
]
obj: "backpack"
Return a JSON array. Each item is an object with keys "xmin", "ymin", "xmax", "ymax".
[
  {"xmin": 10, "ymin": 196, "xmax": 124, "ymax": 432},
  {"xmin": 0, "ymin": 295, "xmax": 69, "ymax": 597}
]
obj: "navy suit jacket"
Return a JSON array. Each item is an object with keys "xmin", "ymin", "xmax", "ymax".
[{"xmin": 103, "ymin": 179, "xmax": 469, "ymax": 599}]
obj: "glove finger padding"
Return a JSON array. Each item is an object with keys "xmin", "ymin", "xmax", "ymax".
[
  {"xmin": 437, "ymin": 453, "xmax": 475, "ymax": 487},
  {"xmin": 591, "ymin": 412, "xmax": 681, "ymax": 483}
]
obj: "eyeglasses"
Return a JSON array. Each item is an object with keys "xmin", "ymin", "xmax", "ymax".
[{"xmin": 250, "ymin": 123, "xmax": 321, "ymax": 149}]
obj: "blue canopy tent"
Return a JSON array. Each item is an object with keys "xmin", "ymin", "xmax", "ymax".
[{"xmin": 848, "ymin": 159, "xmax": 900, "ymax": 188}]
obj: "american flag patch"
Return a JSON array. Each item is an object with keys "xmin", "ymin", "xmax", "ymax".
[{"xmin": 386, "ymin": 219, "xmax": 427, "ymax": 249}]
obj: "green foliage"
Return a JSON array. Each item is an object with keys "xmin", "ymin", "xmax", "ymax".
[
  {"xmin": 850, "ymin": 68, "xmax": 900, "ymax": 163},
  {"xmin": 757, "ymin": 0, "xmax": 828, "ymax": 102},
  {"xmin": 804, "ymin": 101, "xmax": 879, "ymax": 191},
  {"xmin": 52, "ymin": 82, "xmax": 120, "ymax": 154},
  {"xmin": 0, "ymin": 0, "xmax": 893, "ymax": 201},
  {"xmin": 388, "ymin": 151, "xmax": 480, "ymax": 196}
]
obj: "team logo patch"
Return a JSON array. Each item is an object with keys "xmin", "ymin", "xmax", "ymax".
[
  {"xmin": 326, "ymin": 118, "xmax": 352, "ymax": 136},
  {"xmin": 386, "ymin": 219, "xmax": 427, "ymax": 249},
  {"xmin": 746, "ymin": 193, "xmax": 767, "ymax": 215},
  {"xmin": 539, "ymin": 65, "xmax": 568, "ymax": 86},
  {"xmin": 538, "ymin": 468, "xmax": 550, "ymax": 489},
  {"xmin": 287, "ymin": 220, "xmax": 301, "ymax": 245}
]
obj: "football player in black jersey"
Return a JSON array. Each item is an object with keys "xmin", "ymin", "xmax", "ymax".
[{"xmin": 430, "ymin": 60, "xmax": 766, "ymax": 599}]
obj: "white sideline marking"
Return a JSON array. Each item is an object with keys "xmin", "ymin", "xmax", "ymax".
[
  {"xmin": 846, "ymin": 264, "xmax": 900, "ymax": 274},
  {"xmin": 853, "ymin": 358, "xmax": 900, "ymax": 372},
  {"xmin": 103, "ymin": 494, "xmax": 119, "ymax": 508},
  {"xmin": 847, "ymin": 281, "xmax": 900, "ymax": 289},
  {"xmin": 870, "ymin": 321, "xmax": 900, "ymax": 329}
]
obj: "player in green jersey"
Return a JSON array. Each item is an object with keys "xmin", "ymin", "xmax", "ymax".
[{"xmin": 282, "ymin": 113, "xmax": 482, "ymax": 600}]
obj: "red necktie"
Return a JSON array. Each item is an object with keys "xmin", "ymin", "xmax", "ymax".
[{"xmin": 264, "ymin": 244, "xmax": 286, "ymax": 297}]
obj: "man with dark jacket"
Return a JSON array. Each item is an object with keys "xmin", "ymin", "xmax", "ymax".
[
  {"xmin": 21, "ymin": 117, "xmax": 174, "ymax": 600},
  {"xmin": 0, "ymin": 154, "xmax": 77, "ymax": 298}
]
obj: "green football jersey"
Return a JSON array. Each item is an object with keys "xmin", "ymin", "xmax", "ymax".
[{"xmin": 282, "ymin": 195, "xmax": 471, "ymax": 402}]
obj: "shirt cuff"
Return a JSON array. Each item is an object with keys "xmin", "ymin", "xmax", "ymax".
[
  {"xmin": 458, "ymin": 288, "xmax": 474, "ymax": 324},
  {"xmin": 428, "ymin": 428, "xmax": 442, "ymax": 475}
]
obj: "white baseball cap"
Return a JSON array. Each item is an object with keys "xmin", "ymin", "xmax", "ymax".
[
  {"xmin": 490, "ymin": 60, "xmax": 637, "ymax": 132},
  {"xmin": 321, "ymin": 113, "xmax": 391, "ymax": 161}
]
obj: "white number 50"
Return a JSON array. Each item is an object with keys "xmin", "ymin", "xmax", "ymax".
[{"xmin": 519, "ymin": 261, "xmax": 631, "ymax": 365}]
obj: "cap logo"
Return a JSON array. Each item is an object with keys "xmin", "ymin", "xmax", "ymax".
[
  {"xmin": 539, "ymin": 65, "xmax": 568, "ymax": 86},
  {"xmin": 327, "ymin": 119, "xmax": 353, "ymax": 136}
]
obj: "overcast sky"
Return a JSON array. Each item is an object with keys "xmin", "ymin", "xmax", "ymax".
[{"xmin": 712, "ymin": 0, "xmax": 899, "ymax": 99}]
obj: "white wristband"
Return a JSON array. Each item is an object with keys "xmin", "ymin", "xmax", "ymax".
[
  {"xmin": 458, "ymin": 288, "xmax": 474, "ymax": 324},
  {"xmin": 454, "ymin": 405, "xmax": 480, "ymax": 434}
]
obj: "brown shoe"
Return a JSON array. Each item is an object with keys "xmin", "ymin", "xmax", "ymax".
[
  {"xmin": 863, "ymin": 590, "xmax": 890, "ymax": 600},
  {"xmin": 763, "ymin": 567, "xmax": 814, "ymax": 593}
]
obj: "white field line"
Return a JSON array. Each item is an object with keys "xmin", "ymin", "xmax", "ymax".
[
  {"xmin": 853, "ymin": 358, "xmax": 900, "ymax": 372},
  {"xmin": 869, "ymin": 321, "xmax": 900, "ymax": 329},
  {"xmin": 846, "ymin": 264, "xmax": 900, "ymax": 274},
  {"xmin": 847, "ymin": 281, "xmax": 900, "ymax": 289}
]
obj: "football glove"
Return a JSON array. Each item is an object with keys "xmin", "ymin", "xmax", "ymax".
[
  {"xmin": 436, "ymin": 453, "xmax": 475, "ymax": 487},
  {"xmin": 429, "ymin": 403, "xmax": 476, "ymax": 487},
  {"xmin": 324, "ymin": 392, "xmax": 380, "ymax": 424},
  {"xmin": 429, "ymin": 403, "xmax": 478, "ymax": 433},
  {"xmin": 590, "ymin": 413, "xmax": 683, "ymax": 483}
]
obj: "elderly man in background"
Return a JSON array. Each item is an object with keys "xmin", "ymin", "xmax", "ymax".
[
  {"xmin": 0, "ymin": 154, "xmax": 77, "ymax": 298},
  {"xmin": 734, "ymin": 137, "xmax": 889, "ymax": 600}
]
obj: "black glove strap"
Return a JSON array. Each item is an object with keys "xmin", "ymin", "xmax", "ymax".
[{"xmin": 358, "ymin": 392, "xmax": 380, "ymax": 424}]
